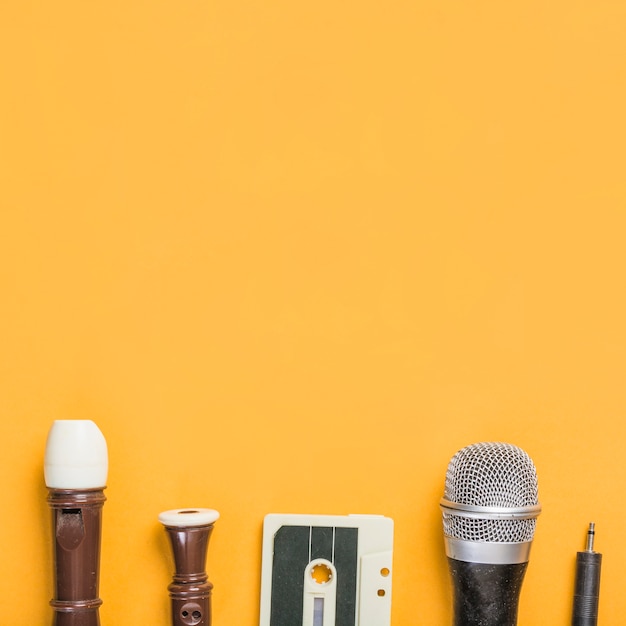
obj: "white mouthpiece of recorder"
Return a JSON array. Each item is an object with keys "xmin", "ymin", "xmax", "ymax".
[
  {"xmin": 44, "ymin": 420, "xmax": 108, "ymax": 489},
  {"xmin": 158, "ymin": 508, "xmax": 220, "ymax": 527}
]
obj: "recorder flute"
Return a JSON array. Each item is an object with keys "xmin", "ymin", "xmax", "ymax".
[
  {"xmin": 159, "ymin": 508, "xmax": 219, "ymax": 626},
  {"xmin": 44, "ymin": 420, "xmax": 108, "ymax": 626}
]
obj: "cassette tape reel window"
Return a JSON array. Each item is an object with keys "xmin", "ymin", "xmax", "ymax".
[{"xmin": 259, "ymin": 514, "xmax": 394, "ymax": 626}]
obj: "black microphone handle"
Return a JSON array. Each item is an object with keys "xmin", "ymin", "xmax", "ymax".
[{"xmin": 447, "ymin": 558, "xmax": 528, "ymax": 626}]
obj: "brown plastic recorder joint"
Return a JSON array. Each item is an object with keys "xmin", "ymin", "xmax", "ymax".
[
  {"xmin": 159, "ymin": 508, "xmax": 220, "ymax": 626},
  {"xmin": 48, "ymin": 489, "xmax": 106, "ymax": 626}
]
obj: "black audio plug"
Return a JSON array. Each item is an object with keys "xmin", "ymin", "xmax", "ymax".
[{"xmin": 572, "ymin": 523, "xmax": 602, "ymax": 626}]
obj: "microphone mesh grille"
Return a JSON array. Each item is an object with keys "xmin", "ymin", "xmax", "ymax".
[{"xmin": 443, "ymin": 442, "xmax": 539, "ymax": 543}]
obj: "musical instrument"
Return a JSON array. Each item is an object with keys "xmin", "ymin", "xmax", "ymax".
[
  {"xmin": 159, "ymin": 508, "xmax": 219, "ymax": 626},
  {"xmin": 44, "ymin": 420, "xmax": 108, "ymax": 626}
]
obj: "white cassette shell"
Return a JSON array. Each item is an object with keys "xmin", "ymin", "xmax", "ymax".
[{"xmin": 259, "ymin": 513, "xmax": 394, "ymax": 626}]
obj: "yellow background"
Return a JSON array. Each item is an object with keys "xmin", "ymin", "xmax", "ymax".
[{"xmin": 1, "ymin": 1, "xmax": 625, "ymax": 624}]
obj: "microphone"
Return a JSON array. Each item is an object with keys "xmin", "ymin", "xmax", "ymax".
[
  {"xmin": 440, "ymin": 442, "xmax": 541, "ymax": 626},
  {"xmin": 45, "ymin": 420, "xmax": 108, "ymax": 626}
]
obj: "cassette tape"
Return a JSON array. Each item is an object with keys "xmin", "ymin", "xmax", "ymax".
[{"xmin": 259, "ymin": 514, "xmax": 394, "ymax": 626}]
